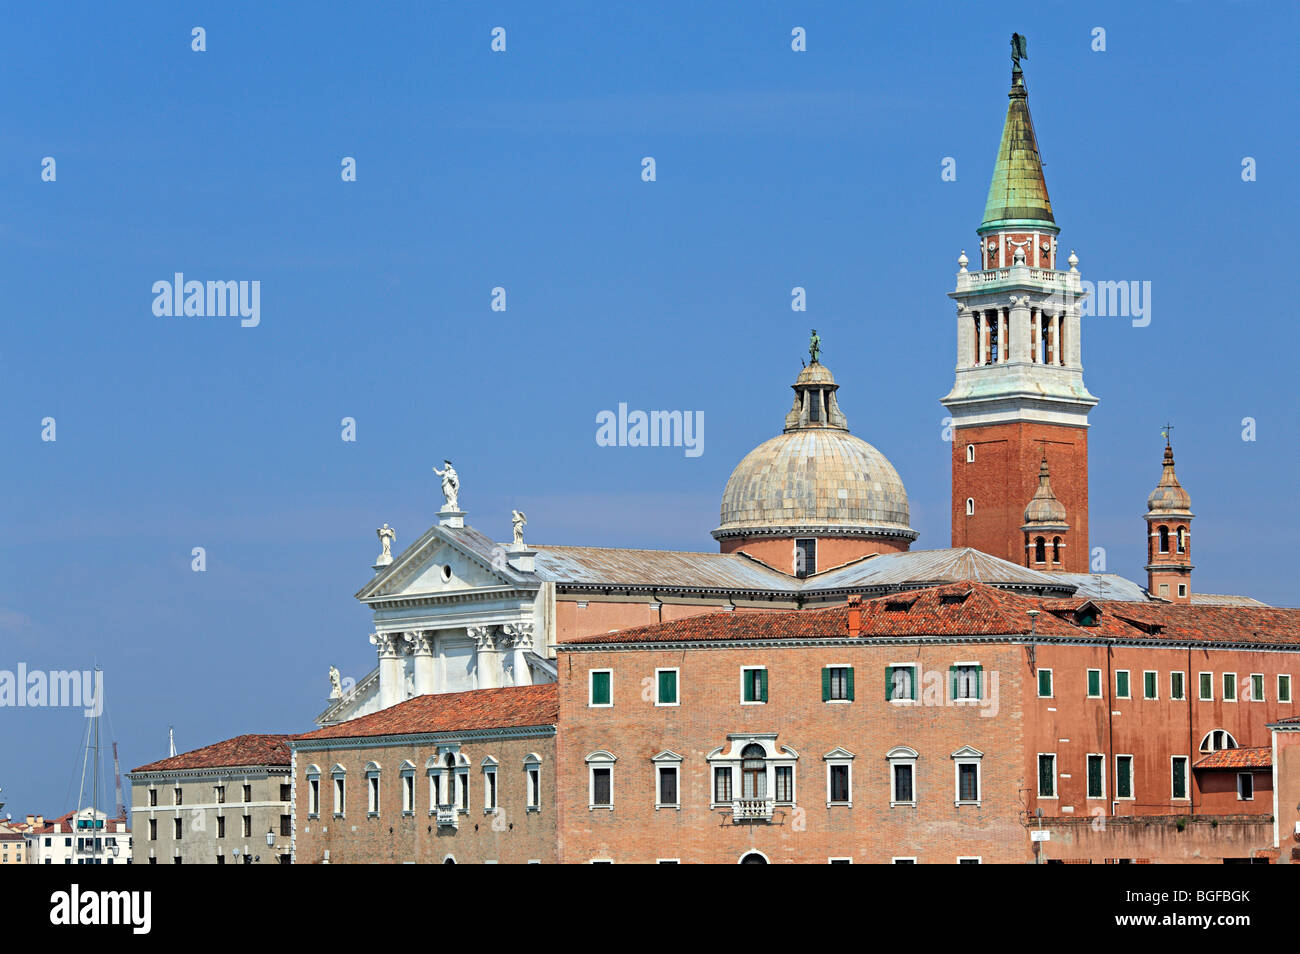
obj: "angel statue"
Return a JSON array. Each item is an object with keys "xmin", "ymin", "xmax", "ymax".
[
  {"xmin": 1011, "ymin": 33, "xmax": 1028, "ymax": 73},
  {"xmin": 328, "ymin": 665, "xmax": 343, "ymax": 699},
  {"xmin": 511, "ymin": 510, "xmax": 527, "ymax": 548},
  {"xmin": 433, "ymin": 460, "xmax": 460, "ymax": 511}
]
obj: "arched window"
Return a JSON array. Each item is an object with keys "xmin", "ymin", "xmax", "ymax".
[
  {"xmin": 740, "ymin": 744, "xmax": 766, "ymax": 800},
  {"xmin": 966, "ymin": 498, "xmax": 975, "ymax": 516},
  {"xmin": 1199, "ymin": 730, "xmax": 1238, "ymax": 753},
  {"xmin": 966, "ymin": 444, "xmax": 975, "ymax": 463},
  {"xmin": 1052, "ymin": 536, "xmax": 1062, "ymax": 564},
  {"xmin": 1034, "ymin": 537, "xmax": 1046, "ymax": 564},
  {"xmin": 1158, "ymin": 526, "xmax": 1170, "ymax": 554},
  {"xmin": 1176, "ymin": 527, "xmax": 1186, "ymax": 553}
]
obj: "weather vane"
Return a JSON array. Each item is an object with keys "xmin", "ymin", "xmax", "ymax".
[{"xmin": 1011, "ymin": 33, "xmax": 1028, "ymax": 74}]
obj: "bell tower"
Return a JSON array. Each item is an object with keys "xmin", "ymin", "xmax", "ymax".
[
  {"xmin": 1145, "ymin": 433, "xmax": 1194, "ymax": 602},
  {"xmin": 943, "ymin": 34, "xmax": 1097, "ymax": 571}
]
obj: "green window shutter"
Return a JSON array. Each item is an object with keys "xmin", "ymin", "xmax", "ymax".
[
  {"xmin": 1038, "ymin": 669, "xmax": 1051, "ymax": 697},
  {"xmin": 885, "ymin": 667, "xmax": 895, "ymax": 702},
  {"xmin": 949, "ymin": 666, "xmax": 958, "ymax": 700},
  {"xmin": 658, "ymin": 670, "xmax": 676, "ymax": 704},
  {"xmin": 591, "ymin": 671, "xmax": 610, "ymax": 705},
  {"xmin": 1172, "ymin": 759, "xmax": 1186, "ymax": 799},
  {"xmin": 1117, "ymin": 758, "xmax": 1132, "ymax": 798},
  {"xmin": 845, "ymin": 667, "xmax": 855, "ymax": 701},
  {"xmin": 1200, "ymin": 672, "xmax": 1212, "ymax": 699},
  {"xmin": 1145, "ymin": 672, "xmax": 1156, "ymax": 698},
  {"xmin": 1116, "ymin": 671, "xmax": 1129, "ymax": 697},
  {"xmin": 1087, "ymin": 670, "xmax": 1100, "ymax": 697},
  {"xmin": 975, "ymin": 665, "xmax": 984, "ymax": 700},
  {"xmin": 1087, "ymin": 756, "xmax": 1101, "ymax": 798},
  {"xmin": 911, "ymin": 667, "xmax": 918, "ymax": 701},
  {"xmin": 822, "ymin": 667, "xmax": 831, "ymax": 702},
  {"xmin": 742, "ymin": 671, "xmax": 753, "ymax": 703},
  {"xmin": 758, "ymin": 669, "xmax": 768, "ymax": 702}
]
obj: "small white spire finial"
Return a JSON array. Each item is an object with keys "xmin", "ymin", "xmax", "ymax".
[
  {"xmin": 1067, "ymin": 249, "xmax": 1079, "ymax": 272},
  {"xmin": 957, "ymin": 250, "xmax": 969, "ymax": 272}
]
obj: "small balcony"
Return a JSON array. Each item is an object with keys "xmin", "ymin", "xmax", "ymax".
[
  {"xmin": 731, "ymin": 799, "xmax": 774, "ymax": 823},
  {"xmin": 434, "ymin": 806, "xmax": 459, "ymax": 830}
]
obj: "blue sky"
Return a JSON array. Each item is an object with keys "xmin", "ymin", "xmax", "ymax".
[{"xmin": 2, "ymin": 2, "xmax": 1296, "ymax": 816}]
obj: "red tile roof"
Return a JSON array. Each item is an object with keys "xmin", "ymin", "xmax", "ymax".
[
  {"xmin": 296, "ymin": 684, "xmax": 558, "ymax": 742},
  {"xmin": 131, "ymin": 733, "xmax": 294, "ymax": 774},
  {"xmin": 28, "ymin": 810, "xmax": 129, "ymax": 834},
  {"xmin": 1194, "ymin": 746, "xmax": 1271, "ymax": 770},
  {"xmin": 562, "ymin": 581, "xmax": 1300, "ymax": 647}
]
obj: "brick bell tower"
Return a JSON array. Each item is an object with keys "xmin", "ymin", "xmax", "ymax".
[
  {"xmin": 943, "ymin": 34, "xmax": 1097, "ymax": 572},
  {"xmin": 1144, "ymin": 434, "xmax": 1194, "ymax": 602}
]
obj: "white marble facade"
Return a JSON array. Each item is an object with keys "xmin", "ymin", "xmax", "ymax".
[{"xmin": 317, "ymin": 509, "xmax": 556, "ymax": 727}]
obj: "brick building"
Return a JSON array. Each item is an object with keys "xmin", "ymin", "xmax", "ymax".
[
  {"xmin": 555, "ymin": 583, "xmax": 1299, "ymax": 863},
  {"xmin": 291, "ymin": 684, "xmax": 556, "ymax": 864},
  {"xmin": 126, "ymin": 734, "xmax": 293, "ymax": 864}
]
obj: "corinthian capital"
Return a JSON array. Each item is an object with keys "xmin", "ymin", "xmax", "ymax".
[
  {"xmin": 467, "ymin": 625, "xmax": 496, "ymax": 650},
  {"xmin": 405, "ymin": 631, "xmax": 435, "ymax": 655},
  {"xmin": 502, "ymin": 622, "xmax": 535, "ymax": 650},
  {"xmin": 369, "ymin": 632, "xmax": 400, "ymax": 657}
]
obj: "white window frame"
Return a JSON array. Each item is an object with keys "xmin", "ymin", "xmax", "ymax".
[
  {"xmin": 524, "ymin": 753, "xmax": 542, "ymax": 812},
  {"xmin": 824, "ymin": 663, "xmax": 853, "ymax": 704},
  {"xmin": 365, "ymin": 762, "xmax": 381, "ymax": 816},
  {"xmin": 953, "ymin": 661, "xmax": 982, "ymax": 702},
  {"xmin": 331, "ymin": 766, "xmax": 346, "ymax": 818},
  {"xmin": 1279, "ymin": 674, "xmax": 1292, "ymax": 704},
  {"xmin": 1237, "ymin": 772, "xmax": 1254, "ymax": 801},
  {"xmin": 1115, "ymin": 754, "xmax": 1135, "ymax": 801},
  {"xmin": 1222, "ymin": 672, "xmax": 1237, "ymax": 703},
  {"xmin": 651, "ymin": 751, "xmax": 683, "ymax": 810},
  {"xmin": 952, "ymin": 746, "xmax": 983, "ymax": 807},
  {"xmin": 399, "ymin": 761, "xmax": 415, "ymax": 815},
  {"xmin": 1199, "ymin": 671, "xmax": 1214, "ymax": 701},
  {"xmin": 1085, "ymin": 752, "xmax": 1106, "ymax": 800},
  {"xmin": 740, "ymin": 666, "xmax": 768, "ymax": 705},
  {"xmin": 1037, "ymin": 752, "xmax": 1058, "ymax": 799},
  {"xmin": 892, "ymin": 856, "xmax": 917, "ymax": 864},
  {"xmin": 887, "ymin": 663, "xmax": 919, "ymax": 704},
  {"xmin": 481, "ymin": 757, "xmax": 499, "ymax": 813},
  {"xmin": 1115, "ymin": 669, "xmax": 1131, "ymax": 700},
  {"xmin": 306, "ymin": 766, "xmax": 321, "ymax": 818},
  {"xmin": 588, "ymin": 668, "xmax": 613, "ymax": 708},
  {"xmin": 1086, "ymin": 668, "xmax": 1102, "ymax": 699},
  {"xmin": 965, "ymin": 498, "xmax": 974, "ymax": 516},
  {"xmin": 586, "ymin": 751, "xmax": 616, "ymax": 811},
  {"xmin": 956, "ymin": 856, "xmax": 982, "ymax": 864},
  {"xmin": 1170, "ymin": 670, "xmax": 1185, "ymax": 701},
  {"xmin": 828, "ymin": 856, "xmax": 854, "ymax": 864},
  {"xmin": 1142, "ymin": 670, "xmax": 1159, "ymax": 700},
  {"xmin": 654, "ymin": 667, "xmax": 680, "ymax": 707},
  {"xmin": 887, "ymin": 746, "xmax": 918, "ymax": 807},
  {"xmin": 1037, "ymin": 667, "xmax": 1053, "ymax": 699},
  {"xmin": 1249, "ymin": 673, "xmax": 1265, "ymax": 702},
  {"xmin": 824, "ymin": 748, "xmax": 854, "ymax": 808},
  {"xmin": 1170, "ymin": 755, "xmax": 1190, "ymax": 801}
]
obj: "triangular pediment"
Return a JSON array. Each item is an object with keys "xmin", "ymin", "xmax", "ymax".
[{"xmin": 356, "ymin": 522, "xmax": 535, "ymax": 603}]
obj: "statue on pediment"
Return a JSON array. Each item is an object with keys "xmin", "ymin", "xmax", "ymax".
[
  {"xmin": 328, "ymin": 665, "xmax": 342, "ymax": 699},
  {"xmin": 511, "ymin": 510, "xmax": 527, "ymax": 548},
  {"xmin": 376, "ymin": 523, "xmax": 395, "ymax": 565},
  {"xmin": 433, "ymin": 460, "xmax": 460, "ymax": 511}
]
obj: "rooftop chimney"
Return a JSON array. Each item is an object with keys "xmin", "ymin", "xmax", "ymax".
[{"xmin": 847, "ymin": 594, "xmax": 862, "ymax": 638}]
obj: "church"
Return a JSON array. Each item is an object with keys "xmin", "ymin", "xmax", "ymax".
[{"xmin": 268, "ymin": 38, "xmax": 1299, "ymax": 863}]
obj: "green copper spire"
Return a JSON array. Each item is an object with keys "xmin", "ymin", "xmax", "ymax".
[{"xmin": 980, "ymin": 34, "xmax": 1055, "ymax": 233}]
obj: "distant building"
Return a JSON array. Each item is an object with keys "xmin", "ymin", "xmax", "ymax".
[
  {"xmin": 125, "ymin": 734, "xmax": 293, "ymax": 864},
  {"xmin": 0, "ymin": 831, "xmax": 25, "ymax": 864},
  {"xmin": 292, "ymin": 685, "xmax": 557, "ymax": 864},
  {"xmin": 25, "ymin": 809, "xmax": 131, "ymax": 864}
]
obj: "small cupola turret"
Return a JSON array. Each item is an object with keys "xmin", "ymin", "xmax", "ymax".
[
  {"xmin": 1144, "ymin": 431, "xmax": 1194, "ymax": 602},
  {"xmin": 1020, "ymin": 455, "xmax": 1070, "ymax": 570}
]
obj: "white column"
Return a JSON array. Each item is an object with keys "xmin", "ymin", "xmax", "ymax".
[
  {"xmin": 370, "ymin": 633, "xmax": 403, "ymax": 709},
  {"xmin": 469, "ymin": 626, "xmax": 499, "ymax": 689},
  {"xmin": 1009, "ymin": 296, "xmax": 1030, "ymax": 362},
  {"xmin": 503, "ymin": 623, "xmax": 535, "ymax": 687},
  {"xmin": 1065, "ymin": 308, "xmax": 1082, "ymax": 368},
  {"xmin": 979, "ymin": 312, "xmax": 989, "ymax": 366},
  {"xmin": 1054, "ymin": 313, "xmax": 1063, "ymax": 365},
  {"xmin": 408, "ymin": 632, "xmax": 436, "ymax": 696}
]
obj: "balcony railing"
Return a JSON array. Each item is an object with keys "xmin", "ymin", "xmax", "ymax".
[
  {"xmin": 434, "ymin": 806, "xmax": 459, "ymax": 829},
  {"xmin": 731, "ymin": 799, "xmax": 774, "ymax": 822}
]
